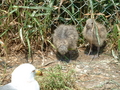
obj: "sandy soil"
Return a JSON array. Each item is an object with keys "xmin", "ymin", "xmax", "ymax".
[{"xmin": 0, "ymin": 47, "xmax": 120, "ymax": 89}]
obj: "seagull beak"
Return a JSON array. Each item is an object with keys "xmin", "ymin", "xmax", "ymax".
[{"xmin": 35, "ymin": 69, "xmax": 43, "ymax": 76}]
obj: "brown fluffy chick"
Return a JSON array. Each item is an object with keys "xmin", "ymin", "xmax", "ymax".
[
  {"xmin": 82, "ymin": 18, "xmax": 107, "ymax": 56},
  {"xmin": 53, "ymin": 24, "xmax": 78, "ymax": 55}
]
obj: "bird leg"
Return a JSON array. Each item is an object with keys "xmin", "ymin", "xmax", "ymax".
[
  {"xmin": 92, "ymin": 46, "xmax": 100, "ymax": 59},
  {"xmin": 68, "ymin": 50, "xmax": 75, "ymax": 60},
  {"xmin": 96, "ymin": 47, "xmax": 100, "ymax": 57},
  {"xmin": 88, "ymin": 44, "xmax": 92, "ymax": 55}
]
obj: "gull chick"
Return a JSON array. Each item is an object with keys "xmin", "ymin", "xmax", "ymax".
[
  {"xmin": 82, "ymin": 18, "xmax": 107, "ymax": 56},
  {"xmin": 53, "ymin": 24, "xmax": 78, "ymax": 55}
]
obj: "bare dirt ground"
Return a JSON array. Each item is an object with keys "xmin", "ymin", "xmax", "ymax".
[{"xmin": 0, "ymin": 47, "xmax": 120, "ymax": 90}]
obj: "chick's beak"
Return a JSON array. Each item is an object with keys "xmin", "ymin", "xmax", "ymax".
[{"xmin": 35, "ymin": 69, "xmax": 43, "ymax": 76}]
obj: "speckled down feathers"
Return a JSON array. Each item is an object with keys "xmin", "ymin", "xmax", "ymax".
[
  {"xmin": 82, "ymin": 19, "xmax": 107, "ymax": 47},
  {"xmin": 53, "ymin": 24, "xmax": 78, "ymax": 55}
]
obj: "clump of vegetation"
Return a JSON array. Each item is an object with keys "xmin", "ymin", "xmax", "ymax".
[
  {"xmin": 36, "ymin": 65, "xmax": 75, "ymax": 90},
  {"xmin": 0, "ymin": 0, "xmax": 120, "ymax": 90},
  {"xmin": 0, "ymin": 0, "xmax": 119, "ymax": 58}
]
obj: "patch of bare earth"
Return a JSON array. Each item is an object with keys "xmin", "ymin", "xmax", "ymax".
[{"xmin": 0, "ymin": 47, "xmax": 120, "ymax": 89}]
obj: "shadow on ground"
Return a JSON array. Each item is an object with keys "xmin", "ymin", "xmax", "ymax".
[
  {"xmin": 56, "ymin": 49, "xmax": 79, "ymax": 63},
  {"xmin": 0, "ymin": 47, "xmax": 120, "ymax": 89}
]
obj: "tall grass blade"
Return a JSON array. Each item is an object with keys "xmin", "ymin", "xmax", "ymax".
[
  {"xmin": 89, "ymin": 0, "xmax": 100, "ymax": 45},
  {"xmin": 89, "ymin": 0, "xmax": 94, "ymax": 18},
  {"xmin": 0, "ymin": 30, "xmax": 8, "ymax": 37},
  {"xmin": 13, "ymin": 6, "xmax": 53, "ymax": 10},
  {"xmin": 19, "ymin": 28, "xmax": 26, "ymax": 46},
  {"xmin": 61, "ymin": 6, "xmax": 76, "ymax": 24},
  {"xmin": 26, "ymin": 33, "xmax": 31, "ymax": 60}
]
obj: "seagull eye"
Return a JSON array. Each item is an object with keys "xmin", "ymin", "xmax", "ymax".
[{"xmin": 32, "ymin": 70, "xmax": 35, "ymax": 72}]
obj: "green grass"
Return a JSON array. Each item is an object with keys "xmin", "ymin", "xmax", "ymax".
[
  {"xmin": 0, "ymin": 0, "xmax": 119, "ymax": 57},
  {"xmin": 36, "ymin": 65, "xmax": 76, "ymax": 90},
  {"xmin": 0, "ymin": 1, "xmax": 120, "ymax": 89}
]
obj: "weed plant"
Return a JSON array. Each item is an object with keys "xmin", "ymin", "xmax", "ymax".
[
  {"xmin": 0, "ymin": 0, "xmax": 119, "ymax": 57},
  {"xmin": 0, "ymin": 0, "xmax": 119, "ymax": 89},
  {"xmin": 36, "ymin": 65, "xmax": 75, "ymax": 90}
]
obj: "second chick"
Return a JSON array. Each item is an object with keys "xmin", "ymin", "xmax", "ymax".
[{"xmin": 82, "ymin": 18, "xmax": 107, "ymax": 56}]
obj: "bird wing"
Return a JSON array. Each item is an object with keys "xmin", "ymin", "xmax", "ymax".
[{"xmin": 0, "ymin": 83, "xmax": 17, "ymax": 90}]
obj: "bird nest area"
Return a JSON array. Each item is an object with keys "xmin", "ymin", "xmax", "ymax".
[
  {"xmin": 0, "ymin": 0, "xmax": 120, "ymax": 89},
  {"xmin": 0, "ymin": 47, "xmax": 120, "ymax": 90}
]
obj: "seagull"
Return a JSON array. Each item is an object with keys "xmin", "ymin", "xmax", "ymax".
[{"xmin": 0, "ymin": 63, "xmax": 42, "ymax": 90}]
